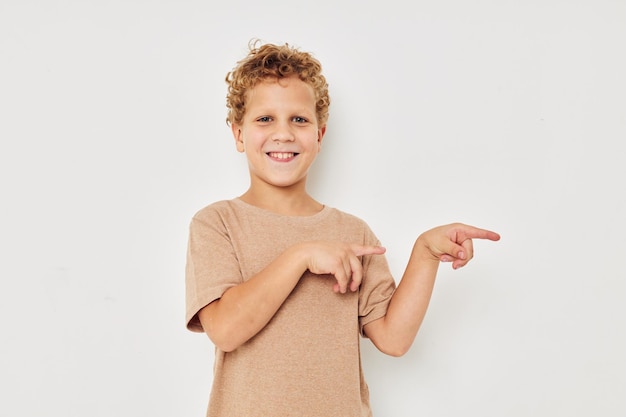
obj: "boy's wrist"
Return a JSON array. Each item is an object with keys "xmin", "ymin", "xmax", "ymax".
[
  {"xmin": 411, "ymin": 236, "xmax": 441, "ymax": 264},
  {"xmin": 286, "ymin": 242, "xmax": 313, "ymax": 274}
]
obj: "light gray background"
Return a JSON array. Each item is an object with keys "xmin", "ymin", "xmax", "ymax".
[{"xmin": 1, "ymin": 1, "xmax": 625, "ymax": 416}]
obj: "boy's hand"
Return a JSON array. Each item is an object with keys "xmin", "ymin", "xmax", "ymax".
[
  {"xmin": 417, "ymin": 223, "xmax": 500, "ymax": 270},
  {"xmin": 303, "ymin": 242, "xmax": 386, "ymax": 293}
]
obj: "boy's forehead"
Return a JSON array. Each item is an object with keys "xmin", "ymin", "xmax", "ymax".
[
  {"xmin": 243, "ymin": 84, "xmax": 318, "ymax": 123},
  {"xmin": 246, "ymin": 77, "xmax": 315, "ymax": 104}
]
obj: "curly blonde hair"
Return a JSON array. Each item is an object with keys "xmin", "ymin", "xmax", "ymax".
[{"xmin": 225, "ymin": 40, "xmax": 330, "ymax": 126}]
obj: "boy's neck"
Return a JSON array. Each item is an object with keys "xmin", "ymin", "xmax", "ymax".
[{"xmin": 239, "ymin": 186, "xmax": 323, "ymax": 217}]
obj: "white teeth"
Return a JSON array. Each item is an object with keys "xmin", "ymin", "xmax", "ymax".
[{"xmin": 268, "ymin": 152, "xmax": 294, "ymax": 159}]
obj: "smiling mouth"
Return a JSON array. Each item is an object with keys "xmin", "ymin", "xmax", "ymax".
[{"xmin": 267, "ymin": 152, "xmax": 298, "ymax": 160}]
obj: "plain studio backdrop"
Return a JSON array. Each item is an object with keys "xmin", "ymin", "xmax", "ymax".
[{"xmin": 1, "ymin": 1, "xmax": 625, "ymax": 416}]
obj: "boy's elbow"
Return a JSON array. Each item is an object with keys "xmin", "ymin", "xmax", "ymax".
[
  {"xmin": 203, "ymin": 321, "xmax": 244, "ymax": 352},
  {"xmin": 208, "ymin": 332, "xmax": 240, "ymax": 353},
  {"xmin": 379, "ymin": 343, "xmax": 411, "ymax": 357},
  {"xmin": 367, "ymin": 323, "xmax": 413, "ymax": 357},
  {"xmin": 198, "ymin": 304, "xmax": 244, "ymax": 352},
  {"xmin": 371, "ymin": 331, "xmax": 413, "ymax": 357}
]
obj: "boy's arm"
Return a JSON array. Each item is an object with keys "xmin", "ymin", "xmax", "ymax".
[
  {"xmin": 363, "ymin": 223, "xmax": 500, "ymax": 357},
  {"xmin": 198, "ymin": 241, "xmax": 385, "ymax": 352}
]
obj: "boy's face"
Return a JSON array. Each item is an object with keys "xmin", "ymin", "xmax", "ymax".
[{"xmin": 231, "ymin": 75, "xmax": 326, "ymax": 191}]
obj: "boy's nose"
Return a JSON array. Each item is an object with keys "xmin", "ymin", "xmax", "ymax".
[{"xmin": 271, "ymin": 123, "xmax": 295, "ymax": 142}]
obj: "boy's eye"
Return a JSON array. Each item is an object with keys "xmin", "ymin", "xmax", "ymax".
[
  {"xmin": 292, "ymin": 116, "xmax": 307, "ymax": 123},
  {"xmin": 257, "ymin": 116, "xmax": 272, "ymax": 122}
]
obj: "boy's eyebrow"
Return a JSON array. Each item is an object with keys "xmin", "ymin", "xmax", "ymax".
[{"xmin": 251, "ymin": 108, "xmax": 315, "ymax": 117}]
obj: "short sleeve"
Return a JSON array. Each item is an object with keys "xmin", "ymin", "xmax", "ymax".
[
  {"xmin": 357, "ymin": 225, "xmax": 396, "ymax": 336},
  {"xmin": 185, "ymin": 207, "xmax": 243, "ymax": 332}
]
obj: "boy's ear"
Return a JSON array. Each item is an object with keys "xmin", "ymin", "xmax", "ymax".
[
  {"xmin": 232, "ymin": 124, "xmax": 245, "ymax": 152},
  {"xmin": 317, "ymin": 126, "xmax": 326, "ymax": 149}
]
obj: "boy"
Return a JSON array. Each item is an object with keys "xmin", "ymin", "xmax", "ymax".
[{"xmin": 185, "ymin": 41, "xmax": 500, "ymax": 417}]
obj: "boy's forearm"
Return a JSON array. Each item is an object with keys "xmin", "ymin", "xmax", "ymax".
[
  {"xmin": 199, "ymin": 244, "xmax": 309, "ymax": 352},
  {"xmin": 366, "ymin": 238, "xmax": 440, "ymax": 357}
]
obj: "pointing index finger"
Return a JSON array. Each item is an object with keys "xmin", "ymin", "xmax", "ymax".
[
  {"xmin": 352, "ymin": 244, "xmax": 387, "ymax": 257},
  {"xmin": 475, "ymin": 229, "xmax": 501, "ymax": 242},
  {"xmin": 454, "ymin": 225, "xmax": 501, "ymax": 242}
]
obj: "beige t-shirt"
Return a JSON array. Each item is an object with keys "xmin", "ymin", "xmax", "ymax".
[{"xmin": 186, "ymin": 198, "xmax": 396, "ymax": 417}]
